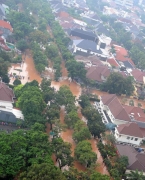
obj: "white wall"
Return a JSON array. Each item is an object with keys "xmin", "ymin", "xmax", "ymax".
[
  {"xmin": 0, "ymin": 100, "xmax": 13, "ymax": 109},
  {"xmin": 115, "ymin": 128, "xmax": 143, "ymax": 146}
]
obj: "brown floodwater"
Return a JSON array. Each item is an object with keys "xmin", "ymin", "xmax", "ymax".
[
  {"xmin": 51, "ymin": 80, "xmax": 81, "ymax": 98},
  {"xmin": 61, "ymin": 61, "xmax": 68, "ymax": 77},
  {"xmin": 9, "ymin": 50, "xmax": 42, "ymax": 84}
]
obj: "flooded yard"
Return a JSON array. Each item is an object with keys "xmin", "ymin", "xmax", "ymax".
[{"xmin": 9, "ymin": 50, "xmax": 42, "ymax": 84}]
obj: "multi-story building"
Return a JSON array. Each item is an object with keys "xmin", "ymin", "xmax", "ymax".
[{"xmin": 115, "ymin": 0, "xmax": 133, "ymax": 8}]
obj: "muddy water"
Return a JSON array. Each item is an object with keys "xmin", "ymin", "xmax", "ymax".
[
  {"xmin": 90, "ymin": 139, "xmax": 109, "ymax": 175},
  {"xmin": 52, "ymin": 80, "xmax": 81, "ymax": 98},
  {"xmin": 61, "ymin": 61, "xmax": 68, "ymax": 77},
  {"xmin": 60, "ymin": 107, "xmax": 87, "ymax": 171},
  {"xmin": 9, "ymin": 50, "xmax": 42, "ymax": 84}
]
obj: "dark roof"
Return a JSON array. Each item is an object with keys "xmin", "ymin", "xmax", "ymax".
[
  {"xmin": 117, "ymin": 123, "xmax": 144, "ymax": 138},
  {"xmin": 70, "ymin": 28, "xmax": 98, "ymax": 42},
  {"xmin": 0, "ymin": 82, "xmax": 14, "ymax": 102},
  {"xmin": 76, "ymin": 39, "xmax": 102, "ymax": 54},
  {"xmin": 122, "ymin": 60, "xmax": 134, "ymax": 69},
  {"xmin": 96, "ymin": 23, "xmax": 110, "ymax": 37},
  {"xmin": 0, "ymin": 110, "xmax": 17, "ymax": 123},
  {"xmin": 116, "ymin": 144, "xmax": 145, "ymax": 172}
]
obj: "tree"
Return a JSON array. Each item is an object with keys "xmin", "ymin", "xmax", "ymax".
[
  {"xmin": 74, "ymin": 140, "xmax": 97, "ymax": 168},
  {"xmin": 64, "ymin": 167, "xmax": 89, "ymax": 180},
  {"xmin": 88, "ymin": 120, "xmax": 106, "ymax": 138},
  {"xmin": 29, "ymin": 30, "xmax": 50, "ymax": 44},
  {"xmin": 45, "ymin": 103, "xmax": 60, "ymax": 129},
  {"xmin": 0, "ymin": 125, "xmax": 53, "ymax": 179},
  {"xmin": 73, "ymin": 121, "xmax": 91, "ymax": 143},
  {"xmin": 41, "ymin": 79, "xmax": 55, "ymax": 103},
  {"xmin": 65, "ymin": 110, "xmax": 80, "ymax": 128},
  {"xmin": 90, "ymin": 172, "xmax": 110, "ymax": 180},
  {"xmin": 16, "ymin": 39, "xmax": 29, "ymax": 52},
  {"xmin": 56, "ymin": 85, "xmax": 75, "ymax": 108},
  {"xmin": 126, "ymin": 170, "xmax": 145, "ymax": 180},
  {"xmin": 79, "ymin": 94, "xmax": 90, "ymax": 108},
  {"xmin": 101, "ymin": 72, "xmax": 134, "ymax": 95},
  {"xmin": 116, "ymin": 156, "xmax": 128, "ymax": 176},
  {"xmin": 52, "ymin": 137, "xmax": 73, "ymax": 169},
  {"xmin": 16, "ymin": 82, "xmax": 46, "ymax": 126},
  {"xmin": 13, "ymin": 78, "xmax": 21, "ymax": 86},
  {"xmin": 19, "ymin": 163, "xmax": 66, "ymax": 180},
  {"xmin": 36, "ymin": 63, "xmax": 45, "ymax": 73},
  {"xmin": 45, "ymin": 44, "xmax": 58, "ymax": 59}
]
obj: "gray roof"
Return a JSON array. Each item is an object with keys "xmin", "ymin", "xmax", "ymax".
[
  {"xmin": 76, "ymin": 39, "xmax": 102, "ymax": 54},
  {"xmin": 0, "ymin": 110, "xmax": 17, "ymax": 123},
  {"xmin": 116, "ymin": 144, "xmax": 145, "ymax": 172}
]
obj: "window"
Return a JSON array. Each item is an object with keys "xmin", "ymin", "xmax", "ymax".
[
  {"xmin": 135, "ymin": 138, "xmax": 138, "ymax": 141},
  {"xmin": 127, "ymin": 137, "xmax": 130, "ymax": 139},
  {"xmin": 131, "ymin": 137, "xmax": 133, "ymax": 140}
]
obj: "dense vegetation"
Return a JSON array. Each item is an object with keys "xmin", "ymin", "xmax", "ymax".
[{"xmin": 101, "ymin": 72, "xmax": 134, "ymax": 96}]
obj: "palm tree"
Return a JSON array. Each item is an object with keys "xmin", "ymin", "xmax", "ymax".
[{"xmin": 127, "ymin": 170, "xmax": 145, "ymax": 180}]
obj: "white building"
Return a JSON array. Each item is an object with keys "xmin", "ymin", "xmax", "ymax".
[
  {"xmin": 115, "ymin": 123, "xmax": 144, "ymax": 147},
  {"xmin": 115, "ymin": 0, "xmax": 133, "ymax": 8},
  {"xmin": 0, "ymin": 81, "xmax": 24, "ymax": 122},
  {"xmin": 99, "ymin": 94, "xmax": 131, "ymax": 125}
]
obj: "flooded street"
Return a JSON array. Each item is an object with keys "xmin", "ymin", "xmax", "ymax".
[{"xmin": 9, "ymin": 50, "xmax": 42, "ymax": 84}]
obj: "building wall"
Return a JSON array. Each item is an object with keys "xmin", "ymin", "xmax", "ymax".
[
  {"xmin": 100, "ymin": 99, "xmax": 130, "ymax": 125},
  {"xmin": 0, "ymin": 100, "xmax": 13, "ymax": 109},
  {"xmin": 115, "ymin": 128, "xmax": 143, "ymax": 146},
  {"xmin": 115, "ymin": 0, "xmax": 133, "ymax": 7}
]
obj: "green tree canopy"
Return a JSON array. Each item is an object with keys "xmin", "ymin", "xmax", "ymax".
[
  {"xmin": 52, "ymin": 137, "xmax": 73, "ymax": 169},
  {"xmin": 19, "ymin": 163, "xmax": 66, "ymax": 180},
  {"xmin": 0, "ymin": 124, "xmax": 52, "ymax": 179},
  {"xmin": 74, "ymin": 140, "xmax": 97, "ymax": 168},
  {"xmin": 101, "ymin": 72, "xmax": 134, "ymax": 96},
  {"xmin": 73, "ymin": 121, "xmax": 91, "ymax": 143}
]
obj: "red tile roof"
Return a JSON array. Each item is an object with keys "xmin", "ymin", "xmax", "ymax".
[
  {"xmin": 0, "ymin": 20, "xmax": 13, "ymax": 32},
  {"xmin": 131, "ymin": 69, "xmax": 145, "ymax": 84},
  {"xmin": 117, "ymin": 123, "xmax": 144, "ymax": 138},
  {"xmin": 107, "ymin": 57, "xmax": 120, "ymax": 67},
  {"xmin": 113, "ymin": 45, "xmax": 135, "ymax": 66},
  {"xmin": 123, "ymin": 105, "xmax": 145, "ymax": 123},
  {"xmin": 57, "ymin": 11, "xmax": 70, "ymax": 18},
  {"xmin": 86, "ymin": 65, "xmax": 110, "ymax": 82},
  {"xmin": 0, "ymin": 82, "xmax": 15, "ymax": 102},
  {"xmin": 101, "ymin": 94, "xmax": 131, "ymax": 122}
]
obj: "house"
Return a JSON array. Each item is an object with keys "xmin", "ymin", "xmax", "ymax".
[
  {"xmin": 86, "ymin": 65, "xmax": 111, "ymax": 83},
  {"xmin": 115, "ymin": 123, "xmax": 144, "ymax": 146},
  {"xmin": 123, "ymin": 105, "xmax": 145, "ymax": 128},
  {"xmin": 0, "ymin": 81, "xmax": 24, "ymax": 123},
  {"xmin": 99, "ymin": 94, "xmax": 131, "ymax": 125},
  {"xmin": 107, "ymin": 57, "xmax": 120, "ymax": 68},
  {"xmin": 130, "ymin": 69, "xmax": 145, "ymax": 86},
  {"xmin": 0, "ymin": 20, "xmax": 13, "ymax": 39},
  {"xmin": 69, "ymin": 28, "xmax": 98, "ymax": 43},
  {"xmin": 95, "ymin": 23, "xmax": 111, "ymax": 37},
  {"xmin": 0, "ymin": 36, "xmax": 10, "ymax": 51},
  {"xmin": 116, "ymin": 144, "xmax": 145, "ymax": 175},
  {"xmin": 115, "ymin": 0, "xmax": 133, "ymax": 8},
  {"xmin": 113, "ymin": 44, "xmax": 135, "ymax": 69},
  {"xmin": 69, "ymin": 39, "xmax": 104, "ymax": 56}
]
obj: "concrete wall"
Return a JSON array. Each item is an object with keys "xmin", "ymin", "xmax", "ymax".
[{"xmin": 115, "ymin": 128, "xmax": 143, "ymax": 146}]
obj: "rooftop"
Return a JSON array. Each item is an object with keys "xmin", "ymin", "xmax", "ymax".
[
  {"xmin": 116, "ymin": 144, "xmax": 145, "ymax": 172},
  {"xmin": 117, "ymin": 123, "xmax": 144, "ymax": 138},
  {"xmin": 0, "ymin": 81, "xmax": 14, "ymax": 102},
  {"xmin": 101, "ymin": 94, "xmax": 131, "ymax": 122},
  {"xmin": 86, "ymin": 65, "xmax": 110, "ymax": 82}
]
